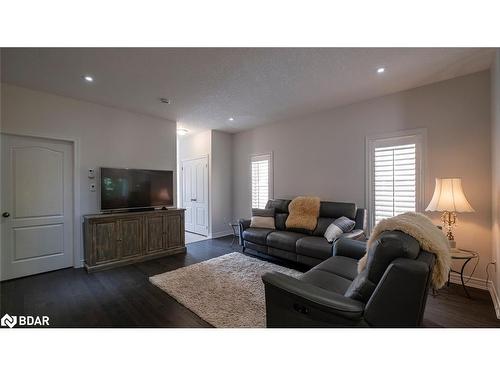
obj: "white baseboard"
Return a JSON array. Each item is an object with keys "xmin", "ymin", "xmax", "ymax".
[
  {"xmin": 448, "ymin": 273, "xmax": 489, "ymax": 290},
  {"xmin": 448, "ymin": 274, "xmax": 500, "ymax": 319},
  {"xmin": 489, "ymin": 281, "xmax": 500, "ymax": 320},
  {"xmin": 210, "ymin": 230, "xmax": 234, "ymax": 239}
]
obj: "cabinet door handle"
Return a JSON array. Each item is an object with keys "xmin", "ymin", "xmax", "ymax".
[
  {"xmin": 2, "ymin": 212, "xmax": 10, "ymax": 218},
  {"xmin": 191, "ymin": 198, "xmax": 197, "ymax": 202}
]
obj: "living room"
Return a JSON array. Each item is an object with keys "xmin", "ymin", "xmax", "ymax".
[{"xmin": 1, "ymin": 1, "xmax": 500, "ymax": 375}]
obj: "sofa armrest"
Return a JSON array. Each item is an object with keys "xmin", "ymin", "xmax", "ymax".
[
  {"xmin": 332, "ymin": 237, "xmax": 367, "ymax": 260},
  {"xmin": 238, "ymin": 219, "xmax": 251, "ymax": 245},
  {"xmin": 339, "ymin": 229, "xmax": 365, "ymax": 241},
  {"xmin": 364, "ymin": 258, "xmax": 430, "ymax": 327},
  {"xmin": 262, "ymin": 272, "xmax": 365, "ymax": 322}
]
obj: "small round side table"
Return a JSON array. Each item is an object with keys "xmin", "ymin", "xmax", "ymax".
[{"xmin": 448, "ymin": 249, "xmax": 478, "ymax": 299}]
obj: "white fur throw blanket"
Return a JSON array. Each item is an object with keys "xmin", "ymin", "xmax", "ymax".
[{"xmin": 358, "ymin": 212, "xmax": 451, "ymax": 289}]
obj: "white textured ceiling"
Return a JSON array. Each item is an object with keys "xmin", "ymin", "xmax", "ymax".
[{"xmin": 1, "ymin": 48, "xmax": 494, "ymax": 133}]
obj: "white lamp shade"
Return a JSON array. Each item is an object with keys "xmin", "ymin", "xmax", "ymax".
[{"xmin": 425, "ymin": 178, "xmax": 475, "ymax": 213}]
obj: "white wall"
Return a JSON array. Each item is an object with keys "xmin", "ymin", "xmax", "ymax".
[
  {"xmin": 177, "ymin": 129, "xmax": 233, "ymax": 238},
  {"xmin": 492, "ymin": 50, "xmax": 500, "ymax": 300},
  {"xmin": 233, "ymin": 71, "xmax": 492, "ymax": 280},
  {"xmin": 211, "ymin": 130, "xmax": 233, "ymax": 237},
  {"xmin": 1, "ymin": 84, "xmax": 177, "ymax": 265}
]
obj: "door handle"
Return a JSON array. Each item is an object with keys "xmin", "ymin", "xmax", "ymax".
[
  {"xmin": 2, "ymin": 212, "xmax": 10, "ymax": 218},
  {"xmin": 191, "ymin": 198, "xmax": 197, "ymax": 202}
]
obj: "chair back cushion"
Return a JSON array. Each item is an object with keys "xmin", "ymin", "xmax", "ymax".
[{"xmin": 344, "ymin": 231, "xmax": 421, "ymax": 302}]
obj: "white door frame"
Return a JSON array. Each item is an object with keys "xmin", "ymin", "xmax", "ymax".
[
  {"xmin": 0, "ymin": 130, "xmax": 82, "ymax": 268},
  {"xmin": 180, "ymin": 154, "xmax": 210, "ymax": 236}
]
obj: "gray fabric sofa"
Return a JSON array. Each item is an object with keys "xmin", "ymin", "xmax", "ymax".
[
  {"xmin": 239, "ymin": 199, "xmax": 367, "ymax": 267},
  {"xmin": 262, "ymin": 231, "xmax": 435, "ymax": 327}
]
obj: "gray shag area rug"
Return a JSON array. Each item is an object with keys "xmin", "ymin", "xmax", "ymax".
[{"xmin": 149, "ymin": 252, "xmax": 302, "ymax": 328}]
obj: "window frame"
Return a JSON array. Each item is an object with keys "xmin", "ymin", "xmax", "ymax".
[
  {"xmin": 250, "ymin": 152, "xmax": 274, "ymax": 209},
  {"xmin": 365, "ymin": 129, "xmax": 427, "ymax": 232}
]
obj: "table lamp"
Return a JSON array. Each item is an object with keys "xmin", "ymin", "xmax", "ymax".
[{"xmin": 425, "ymin": 178, "xmax": 475, "ymax": 248}]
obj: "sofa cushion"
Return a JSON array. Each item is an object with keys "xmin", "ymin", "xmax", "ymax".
[
  {"xmin": 313, "ymin": 217, "xmax": 335, "ymax": 236},
  {"xmin": 266, "ymin": 231, "xmax": 307, "ymax": 252},
  {"xmin": 242, "ymin": 228, "xmax": 274, "ymax": 246},
  {"xmin": 296, "ymin": 236, "xmax": 333, "ymax": 260},
  {"xmin": 314, "ymin": 255, "xmax": 359, "ymax": 281},
  {"xmin": 344, "ymin": 269, "xmax": 377, "ymax": 303},
  {"xmin": 319, "ymin": 201, "xmax": 356, "ymax": 220},
  {"xmin": 275, "ymin": 213, "xmax": 288, "ymax": 231},
  {"xmin": 300, "ymin": 269, "xmax": 352, "ymax": 295}
]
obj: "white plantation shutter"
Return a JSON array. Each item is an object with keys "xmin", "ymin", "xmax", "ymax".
[
  {"xmin": 367, "ymin": 131, "xmax": 425, "ymax": 231},
  {"xmin": 251, "ymin": 153, "xmax": 273, "ymax": 209},
  {"xmin": 374, "ymin": 144, "xmax": 416, "ymax": 224}
]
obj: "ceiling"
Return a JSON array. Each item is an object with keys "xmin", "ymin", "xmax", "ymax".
[{"xmin": 1, "ymin": 48, "xmax": 494, "ymax": 133}]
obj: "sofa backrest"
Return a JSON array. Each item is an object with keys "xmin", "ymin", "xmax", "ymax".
[
  {"xmin": 265, "ymin": 199, "xmax": 359, "ymax": 235},
  {"xmin": 344, "ymin": 230, "xmax": 424, "ymax": 303},
  {"xmin": 265, "ymin": 199, "xmax": 291, "ymax": 230},
  {"xmin": 313, "ymin": 201, "xmax": 356, "ymax": 236}
]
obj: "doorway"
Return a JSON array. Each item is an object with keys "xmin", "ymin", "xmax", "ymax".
[
  {"xmin": 1, "ymin": 134, "xmax": 74, "ymax": 280},
  {"xmin": 181, "ymin": 156, "xmax": 209, "ymax": 237}
]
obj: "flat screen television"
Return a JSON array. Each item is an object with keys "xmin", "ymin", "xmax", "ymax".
[{"xmin": 100, "ymin": 167, "xmax": 174, "ymax": 211}]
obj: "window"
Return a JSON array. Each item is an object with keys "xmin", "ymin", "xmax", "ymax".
[
  {"xmin": 366, "ymin": 130, "xmax": 425, "ymax": 231},
  {"xmin": 251, "ymin": 153, "xmax": 273, "ymax": 209}
]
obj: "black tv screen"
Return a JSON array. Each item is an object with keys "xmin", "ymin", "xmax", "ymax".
[{"xmin": 100, "ymin": 168, "xmax": 174, "ymax": 211}]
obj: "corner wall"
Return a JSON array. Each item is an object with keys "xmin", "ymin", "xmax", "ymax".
[
  {"xmin": 211, "ymin": 130, "xmax": 233, "ymax": 237},
  {"xmin": 491, "ymin": 49, "xmax": 500, "ymax": 316},
  {"xmin": 232, "ymin": 71, "xmax": 492, "ymax": 281}
]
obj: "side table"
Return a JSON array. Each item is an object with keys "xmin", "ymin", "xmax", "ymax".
[
  {"xmin": 448, "ymin": 249, "xmax": 478, "ymax": 298},
  {"xmin": 229, "ymin": 223, "xmax": 240, "ymax": 248}
]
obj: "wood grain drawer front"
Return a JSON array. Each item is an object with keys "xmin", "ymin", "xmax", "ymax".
[
  {"xmin": 167, "ymin": 214, "xmax": 182, "ymax": 248},
  {"xmin": 145, "ymin": 215, "xmax": 165, "ymax": 253},
  {"xmin": 119, "ymin": 217, "xmax": 143, "ymax": 258},
  {"xmin": 93, "ymin": 221, "xmax": 119, "ymax": 264}
]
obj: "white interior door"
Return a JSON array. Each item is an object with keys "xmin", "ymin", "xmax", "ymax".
[
  {"xmin": 1, "ymin": 134, "xmax": 74, "ymax": 281},
  {"xmin": 182, "ymin": 156, "xmax": 208, "ymax": 236}
]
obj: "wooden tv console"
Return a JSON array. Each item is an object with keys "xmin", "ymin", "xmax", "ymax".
[{"xmin": 83, "ymin": 208, "xmax": 185, "ymax": 273}]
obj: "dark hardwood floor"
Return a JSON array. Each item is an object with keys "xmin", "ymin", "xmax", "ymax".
[{"xmin": 1, "ymin": 235, "xmax": 499, "ymax": 328}]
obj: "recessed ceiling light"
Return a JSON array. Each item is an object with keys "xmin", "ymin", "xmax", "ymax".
[
  {"xmin": 82, "ymin": 75, "xmax": 94, "ymax": 82},
  {"xmin": 177, "ymin": 128, "xmax": 189, "ymax": 136},
  {"xmin": 160, "ymin": 98, "xmax": 171, "ymax": 104},
  {"xmin": 377, "ymin": 67, "xmax": 385, "ymax": 74},
  {"xmin": 228, "ymin": 117, "xmax": 234, "ymax": 122}
]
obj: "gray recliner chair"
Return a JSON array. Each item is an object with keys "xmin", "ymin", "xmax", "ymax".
[{"xmin": 262, "ymin": 230, "xmax": 435, "ymax": 327}]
